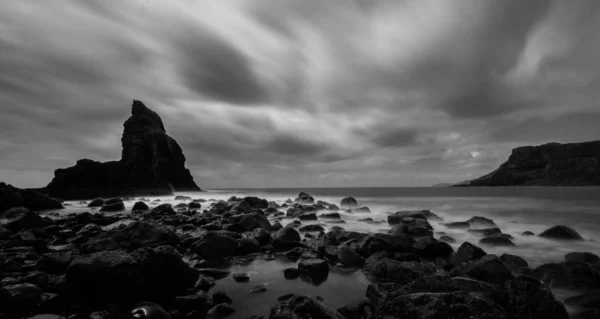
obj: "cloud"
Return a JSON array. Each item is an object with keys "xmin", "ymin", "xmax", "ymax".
[{"xmin": 1, "ymin": 0, "xmax": 600, "ymax": 188}]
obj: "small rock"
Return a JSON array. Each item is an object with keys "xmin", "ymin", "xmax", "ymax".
[
  {"xmin": 539, "ymin": 225, "xmax": 584, "ymax": 240},
  {"xmin": 213, "ymin": 291, "xmax": 233, "ymax": 304},
  {"xmin": 207, "ymin": 303, "xmax": 235, "ymax": 318},
  {"xmin": 249, "ymin": 285, "xmax": 267, "ymax": 293},
  {"xmin": 233, "ymin": 273, "xmax": 250, "ymax": 282}
]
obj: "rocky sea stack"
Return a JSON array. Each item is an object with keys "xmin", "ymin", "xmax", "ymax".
[
  {"xmin": 462, "ymin": 140, "xmax": 600, "ymax": 186},
  {"xmin": 45, "ymin": 100, "xmax": 200, "ymax": 199}
]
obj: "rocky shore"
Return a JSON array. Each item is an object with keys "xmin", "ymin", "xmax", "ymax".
[{"xmin": 1, "ymin": 190, "xmax": 599, "ymax": 319}]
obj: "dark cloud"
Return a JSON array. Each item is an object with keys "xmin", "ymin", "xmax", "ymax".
[
  {"xmin": 354, "ymin": 126, "xmax": 419, "ymax": 149},
  {"xmin": 173, "ymin": 23, "xmax": 269, "ymax": 105}
]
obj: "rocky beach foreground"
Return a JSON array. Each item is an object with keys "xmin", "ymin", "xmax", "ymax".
[{"xmin": 1, "ymin": 186, "xmax": 599, "ymax": 319}]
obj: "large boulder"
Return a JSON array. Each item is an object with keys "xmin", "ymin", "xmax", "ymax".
[
  {"xmin": 0, "ymin": 182, "xmax": 63, "ymax": 213},
  {"xmin": 455, "ymin": 242, "xmax": 487, "ymax": 263},
  {"xmin": 298, "ymin": 259, "xmax": 329, "ymax": 284},
  {"xmin": 499, "ymin": 276, "xmax": 570, "ymax": 319},
  {"xmin": 191, "ymin": 232, "xmax": 237, "ymax": 261},
  {"xmin": 376, "ymin": 291, "xmax": 506, "ymax": 319},
  {"xmin": 270, "ymin": 294, "xmax": 340, "ymax": 319},
  {"xmin": 465, "ymin": 255, "xmax": 514, "ymax": 285},
  {"xmin": 340, "ymin": 197, "xmax": 359, "ymax": 209},
  {"xmin": 45, "ymin": 100, "xmax": 201, "ymax": 200},
  {"xmin": 0, "ymin": 207, "xmax": 50, "ymax": 231},
  {"xmin": 539, "ymin": 225, "xmax": 584, "ymax": 240},
  {"xmin": 66, "ymin": 246, "xmax": 198, "ymax": 302},
  {"xmin": 362, "ymin": 252, "xmax": 431, "ymax": 284},
  {"xmin": 239, "ymin": 212, "xmax": 271, "ymax": 231}
]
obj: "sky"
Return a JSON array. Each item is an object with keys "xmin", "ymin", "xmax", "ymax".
[{"xmin": 1, "ymin": 0, "xmax": 600, "ymax": 188}]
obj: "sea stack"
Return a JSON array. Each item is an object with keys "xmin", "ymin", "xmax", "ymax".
[
  {"xmin": 45, "ymin": 100, "xmax": 200, "ymax": 199},
  {"xmin": 462, "ymin": 140, "xmax": 600, "ymax": 186}
]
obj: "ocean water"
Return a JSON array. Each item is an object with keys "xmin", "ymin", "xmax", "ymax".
[{"xmin": 53, "ymin": 187, "xmax": 600, "ymax": 318}]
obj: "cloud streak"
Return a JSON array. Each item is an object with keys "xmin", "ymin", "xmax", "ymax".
[{"xmin": 1, "ymin": 0, "xmax": 600, "ymax": 188}]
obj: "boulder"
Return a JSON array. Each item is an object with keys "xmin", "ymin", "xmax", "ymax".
[
  {"xmin": 99, "ymin": 198, "xmax": 125, "ymax": 212},
  {"xmin": 340, "ymin": 197, "xmax": 359, "ymax": 209},
  {"xmin": 295, "ymin": 192, "xmax": 315, "ymax": 204},
  {"xmin": 66, "ymin": 246, "xmax": 198, "ymax": 302},
  {"xmin": 87, "ymin": 221, "xmax": 179, "ymax": 252},
  {"xmin": 439, "ymin": 235, "xmax": 456, "ymax": 243},
  {"xmin": 191, "ymin": 232, "xmax": 238, "ymax": 261},
  {"xmin": 45, "ymin": 100, "xmax": 201, "ymax": 200},
  {"xmin": 207, "ymin": 303, "xmax": 235, "ymax": 318},
  {"xmin": 87, "ymin": 198, "xmax": 105, "ymax": 207},
  {"xmin": 237, "ymin": 237, "xmax": 261, "ymax": 255},
  {"xmin": 299, "ymin": 224, "xmax": 325, "ymax": 232},
  {"xmin": 362, "ymin": 252, "xmax": 429, "ymax": 284},
  {"xmin": 376, "ymin": 291, "xmax": 506, "ymax": 319},
  {"xmin": 337, "ymin": 299, "xmax": 375, "ymax": 319},
  {"xmin": 337, "ymin": 245, "xmax": 364, "ymax": 267},
  {"xmin": 0, "ymin": 207, "xmax": 50, "ymax": 231},
  {"xmin": 467, "ymin": 216, "xmax": 496, "ymax": 227},
  {"xmin": 150, "ymin": 203, "xmax": 175, "ymax": 215},
  {"xmin": 465, "ymin": 255, "xmax": 514, "ymax": 285},
  {"xmin": 443, "ymin": 221, "xmax": 470, "ymax": 229},
  {"xmin": 499, "ymin": 254, "xmax": 529, "ymax": 273},
  {"xmin": 413, "ymin": 237, "xmax": 454, "ymax": 260},
  {"xmin": 132, "ymin": 201, "xmax": 149, "ymax": 212},
  {"xmin": 298, "ymin": 259, "xmax": 329, "ymax": 284},
  {"xmin": 270, "ymin": 294, "xmax": 340, "ymax": 319},
  {"xmin": 284, "ymin": 268, "xmax": 299, "ymax": 279},
  {"xmin": 500, "ymin": 276, "xmax": 570, "ymax": 319},
  {"xmin": 253, "ymin": 228, "xmax": 272, "ymax": 246},
  {"xmin": 479, "ymin": 235, "xmax": 516, "ymax": 247},
  {"xmin": 358, "ymin": 236, "xmax": 395, "ymax": 257},
  {"xmin": 455, "ymin": 242, "xmax": 487, "ymax": 263},
  {"xmin": 298, "ymin": 212, "xmax": 317, "ymax": 221},
  {"xmin": 0, "ymin": 182, "xmax": 63, "ymax": 213},
  {"xmin": 319, "ymin": 212, "xmax": 341, "ymax": 219},
  {"xmin": 565, "ymin": 252, "xmax": 600, "ymax": 267},
  {"xmin": 239, "ymin": 212, "xmax": 271, "ymax": 231},
  {"xmin": 539, "ymin": 225, "xmax": 584, "ymax": 240}
]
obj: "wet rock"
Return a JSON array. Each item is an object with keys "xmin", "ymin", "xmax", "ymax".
[
  {"xmin": 340, "ymin": 197, "xmax": 359, "ymax": 209},
  {"xmin": 2, "ymin": 283, "xmax": 44, "ymax": 316},
  {"xmin": 298, "ymin": 259, "xmax": 329, "ymax": 284},
  {"xmin": 192, "ymin": 232, "xmax": 238, "ymax": 261},
  {"xmin": 299, "ymin": 224, "xmax": 325, "ymax": 232},
  {"xmin": 66, "ymin": 246, "xmax": 198, "ymax": 302},
  {"xmin": 387, "ymin": 216, "xmax": 433, "ymax": 237},
  {"xmin": 337, "ymin": 299, "xmax": 375, "ymax": 319},
  {"xmin": 239, "ymin": 212, "xmax": 271, "ymax": 231},
  {"xmin": 358, "ymin": 236, "xmax": 395, "ymax": 257},
  {"xmin": 189, "ymin": 201, "xmax": 201, "ymax": 209},
  {"xmin": 131, "ymin": 201, "xmax": 149, "ymax": 212},
  {"xmin": 500, "ymin": 276, "xmax": 570, "ymax": 319},
  {"xmin": 88, "ymin": 221, "xmax": 179, "ymax": 252},
  {"xmin": 295, "ymin": 192, "xmax": 315, "ymax": 205},
  {"xmin": 353, "ymin": 207, "xmax": 371, "ymax": 213},
  {"xmin": 337, "ymin": 245, "xmax": 364, "ymax": 267},
  {"xmin": 87, "ymin": 198, "xmax": 105, "ymax": 207},
  {"xmin": 298, "ymin": 212, "xmax": 317, "ymax": 221},
  {"xmin": 376, "ymin": 291, "xmax": 506, "ymax": 319},
  {"xmin": 284, "ymin": 268, "xmax": 299, "ymax": 279},
  {"xmin": 413, "ymin": 237, "xmax": 454, "ymax": 260},
  {"xmin": 1, "ymin": 207, "xmax": 50, "ymax": 231},
  {"xmin": 176, "ymin": 293, "xmax": 211, "ymax": 314},
  {"xmin": 269, "ymin": 294, "xmax": 339, "ymax": 319},
  {"xmin": 233, "ymin": 273, "xmax": 250, "ymax": 282},
  {"xmin": 237, "ymin": 237, "xmax": 261, "ymax": 255},
  {"xmin": 467, "ymin": 216, "xmax": 496, "ymax": 227},
  {"xmin": 35, "ymin": 251, "xmax": 76, "ymax": 274},
  {"xmin": 465, "ymin": 255, "xmax": 514, "ymax": 285},
  {"xmin": 499, "ymin": 254, "xmax": 529, "ymax": 273},
  {"xmin": 566, "ymin": 252, "xmax": 600, "ymax": 267},
  {"xmin": 522, "ymin": 231, "xmax": 535, "ymax": 236},
  {"xmin": 274, "ymin": 226, "xmax": 301, "ymax": 244},
  {"xmin": 253, "ymin": 228, "xmax": 272, "ymax": 246},
  {"xmin": 362, "ymin": 252, "xmax": 429, "ymax": 284},
  {"xmin": 455, "ymin": 242, "xmax": 487, "ymax": 263},
  {"xmin": 319, "ymin": 212, "xmax": 341, "ymax": 219},
  {"xmin": 0, "ymin": 182, "xmax": 63, "ymax": 213},
  {"xmin": 99, "ymin": 198, "xmax": 125, "ymax": 212},
  {"xmin": 479, "ymin": 235, "xmax": 516, "ymax": 247},
  {"xmin": 539, "ymin": 225, "xmax": 584, "ymax": 240},
  {"xmin": 207, "ymin": 303, "xmax": 235, "ymax": 318},
  {"xmin": 213, "ymin": 291, "xmax": 233, "ymax": 304},
  {"xmin": 150, "ymin": 203, "xmax": 175, "ymax": 215}
]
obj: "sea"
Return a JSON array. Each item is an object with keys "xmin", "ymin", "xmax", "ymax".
[{"xmin": 53, "ymin": 187, "xmax": 600, "ymax": 318}]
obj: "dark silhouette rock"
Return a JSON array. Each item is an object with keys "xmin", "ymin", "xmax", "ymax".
[
  {"xmin": 239, "ymin": 212, "xmax": 271, "ymax": 231},
  {"xmin": 499, "ymin": 253, "xmax": 529, "ymax": 273},
  {"xmin": 565, "ymin": 252, "xmax": 600, "ymax": 267},
  {"xmin": 319, "ymin": 212, "xmax": 341, "ymax": 219},
  {"xmin": 539, "ymin": 225, "xmax": 584, "ymax": 240},
  {"xmin": 99, "ymin": 198, "xmax": 125, "ymax": 212},
  {"xmin": 479, "ymin": 235, "xmax": 516, "ymax": 247},
  {"xmin": 465, "ymin": 255, "xmax": 514, "ymax": 285},
  {"xmin": 283, "ymin": 268, "xmax": 299, "ymax": 279},
  {"xmin": 298, "ymin": 259, "xmax": 329, "ymax": 284},
  {"xmin": 456, "ymin": 242, "xmax": 487, "ymax": 263},
  {"xmin": 500, "ymin": 276, "xmax": 570, "ymax": 319},
  {"xmin": 337, "ymin": 299, "xmax": 375, "ymax": 319},
  {"xmin": 45, "ymin": 100, "xmax": 200, "ymax": 199},
  {"xmin": 132, "ymin": 201, "xmax": 149, "ymax": 212},
  {"xmin": 0, "ymin": 182, "xmax": 63, "ymax": 213},
  {"xmin": 191, "ymin": 232, "xmax": 237, "ymax": 261},
  {"xmin": 207, "ymin": 303, "xmax": 235, "ymax": 317},
  {"xmin": 87, "ymin": 198, "xmax": 104, "ymax": 207},
  {"xmin": 463, "ymin": 140, "xmax": 600, "ymax": 186},
  {"xmin": 565, "ymin": 291, "xmax": 600, "ymax": 311}
]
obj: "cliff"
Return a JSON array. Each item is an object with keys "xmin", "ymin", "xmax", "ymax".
[
  {"xmin": 45, "ymin": 100, "xmax": 200, "ymax": 199},
  {"xmin": 464, "ymin": 140, "xmax": 600, "ymax": 186}
]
